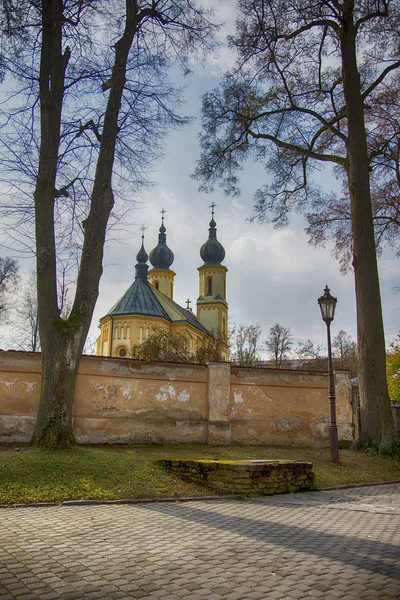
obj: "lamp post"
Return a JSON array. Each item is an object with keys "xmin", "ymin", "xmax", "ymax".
[{"xmin": 318, "ymin": 285, "xmax": 339, "ymax": 463}]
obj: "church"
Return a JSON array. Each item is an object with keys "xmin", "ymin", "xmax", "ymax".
[{"xmin": 96, "ymin": 206, "xmax": 228, "ymax": 360}]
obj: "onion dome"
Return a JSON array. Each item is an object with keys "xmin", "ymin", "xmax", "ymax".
[
  {"xmin": 200, "ymin": 205, "xmax": 225, "ymax": 265},
  {"xmin": 135, "ymin": 232, "xmax": 149, "ymax": 279},
  {"xmin": 149, "ymin": 212, "xmax": 174, "ymax": 270}
]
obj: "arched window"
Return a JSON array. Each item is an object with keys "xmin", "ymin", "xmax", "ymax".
[
  {"xmin": 207, "ymin": 277, "xmax": 212, "ymax": 295},
  {"xmin": 223, "ymin": 317, "xmax": 226, "ymax": 335},
  {"xmin": 170, "ymin": 282, "xmax": 173, "ymax": 297},
  {"xmin": 154, "ymin": 281, "xmax": 159, "ymax": 290}
]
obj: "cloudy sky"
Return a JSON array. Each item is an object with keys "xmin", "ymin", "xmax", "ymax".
[{"xmin": 1, "ymin": 1, "xmax": 399, "ymax": 355}]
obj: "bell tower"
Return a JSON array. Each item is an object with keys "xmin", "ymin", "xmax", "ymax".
[
  {"xmin": 148, "ymin": 209, "xmax": 176, "ymax": 299},
  {"xmin": 197, "ymin": 204, "xmax": 228, "ymax": 339}
]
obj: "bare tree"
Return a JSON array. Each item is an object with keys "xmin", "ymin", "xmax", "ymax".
[
  {"xmin": 0, "ymin": 0, "xmax": 216, "ymax": 447},
  {"xmin": 194, "ymin": 0, "xmax": 398, "ymax": 450},
  {"xmin": 230, "ymin": 323, "xmax": 261, "ymax": 366},
  {"xmin": 0, "ymin": 256, "xmax": 19, "ymax": 319},
  {"xmin": 266, "ymin": 323, "xmax": 292, "ymax": 368},
  {"xmin": 333, "ymin": 329, "xmax": 358, "ymax": 376},
  {"xmin": 296, "ymin": 339, "xmax": 327, "ymax": 371},
  {"xmin": 9, "ymin": 272, "xmax": 40, "ymax": 352}
]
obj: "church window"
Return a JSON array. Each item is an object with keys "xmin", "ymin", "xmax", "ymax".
[
  {"xmin": 154, "ymin": 281, "xmax": 159, "ymax": 290},
  {"xmin": 119, "ymin": 348, "xmax": 127, "ymax": 357},
  {"xmin": 223, "ymin": 317, "xmax": 226, "ymax": 335},
  {"xmin": 207, "ymin": 277, "xmax": 212, "ymax": 295},
  {"xmin": 170, "ymin": 282, "xmax": 173, "ymax": 297}
]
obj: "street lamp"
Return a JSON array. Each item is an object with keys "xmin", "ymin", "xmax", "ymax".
[{"xmin": 318, "ymin": 285, "xmax": 340, "ymax": 463}]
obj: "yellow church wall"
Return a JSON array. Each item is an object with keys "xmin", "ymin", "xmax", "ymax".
[
  {"xmin": 198, "ymin": 265, "xmax": 228, "ymax": 299},
  {"xmin": 148, "ymin": 269, "xmax": 176, "ymax": 299},
  {"xmin": 0, "ymin": 351, "xmax": 355, "ymax": 446},
  {"xmin": 98, "ymin": 314, "xmax": 214, "ymax": 359}
]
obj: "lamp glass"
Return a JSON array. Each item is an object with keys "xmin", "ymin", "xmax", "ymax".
[{"xmin": 318, "ymin": 286, "xmax": 337, "ymax": 322}]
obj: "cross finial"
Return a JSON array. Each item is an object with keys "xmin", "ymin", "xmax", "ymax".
[
  {"xmin": 186, "ymin": 299, "xmax": 192, "ymax": 310},
  {"xmin": 140, "ymin": 224, "xmax": 147, "ymax": 240},
  {"xmin": 160, "ymin": 208, "xmax": 166, "ymax": 225},
  {"xmin": 209, "ymin": 202, "xmax": 216, "ymax": 219}
]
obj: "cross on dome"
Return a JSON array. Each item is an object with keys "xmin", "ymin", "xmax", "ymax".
[{"xmin": 209, "ymin": 202, "xmax": 217, "ymax": 219}]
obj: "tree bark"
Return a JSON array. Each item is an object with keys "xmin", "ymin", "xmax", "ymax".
[
  {"xmin": 341, "ymin": 1, "xmax": 396, "ymax": 450},
  {"xmin": 32, "ymin": 0, "xmax": 139, "ymax": 447}
]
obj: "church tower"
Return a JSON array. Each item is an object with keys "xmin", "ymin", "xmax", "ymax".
[
  {"xmin": 197, "ymin": 204, "xmax": 228, "ymax": 339},
  {"xmin": 148, "ymin": 209, "xmax": 176, "ymax": 299}
]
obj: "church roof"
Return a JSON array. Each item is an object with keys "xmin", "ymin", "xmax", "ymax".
[
  {"xmin": 165, "ymin": 296, "xmax": 211, "ymax": 335},
  {"xmin": 106, "ymin": 277, "xmax": 172, "ymax": 321},
  {"xmin": 104, "ymin": 278, "xmax": 211, "ymax": 336}
]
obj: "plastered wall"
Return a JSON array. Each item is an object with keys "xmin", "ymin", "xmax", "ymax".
[{"xmin": 0, "ymin": 351, "xmax": 354, "ymax": 446}]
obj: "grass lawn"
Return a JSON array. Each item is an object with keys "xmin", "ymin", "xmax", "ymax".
[{"xmin": 0, "ymin": 443, "xmax": 399, "ymax": 504}]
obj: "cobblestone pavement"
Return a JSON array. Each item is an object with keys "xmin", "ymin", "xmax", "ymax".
[{"xmin": 0, "ymin": 483, "xmax": 399, "ymax": 600}]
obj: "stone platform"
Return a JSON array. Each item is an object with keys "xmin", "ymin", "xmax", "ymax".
[{"xmin": 158, "ymin": 459, "xmax": 315, "ymax": 496}]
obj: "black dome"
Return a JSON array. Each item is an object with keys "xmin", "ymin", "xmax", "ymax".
[
  {"xmin": 200, "ymin": 218, "xmax": 225, "ymax": 265},
  {"xmin": 149, "ymin": 221, "xmax": 174, "ymax": 269},
  {"xmin": 135, "ymin": 236, "xmax": 149, "ymax": 279}
]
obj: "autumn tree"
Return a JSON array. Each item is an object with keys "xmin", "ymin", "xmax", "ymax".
[
  {"xmin": 194, "ymin": 0, "xmax": 398, "ymax": 450},
  {"xmin": 0, "ymin": 0, "xmax": 216, "ymax": 447},
  {"xmin": 132, "ymin": 328, "xmax": 190, "ymax": 362},
  {"xmin": 230, "ymin": 323, "xmax": 262, "ymax": 366},
  {"xmin": 306, "ymin": 79, "xmax": 400, "ymax": 272},
  {"xmin": 266, "ymin": 323, "xmax": 293, "ymax": 368},
  {"xmin": 0, "ymin": 257, "xmax": 19, "ymax": 319},
  {"xmin": 131, "ymin": 327, "xmax": 225, "ymax": 363},
  {"xmin": 386, "ymin": 334, "xmax": 400, "ymax": 403}
]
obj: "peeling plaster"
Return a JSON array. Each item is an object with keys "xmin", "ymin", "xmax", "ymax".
[
  {"xmin": 156, "ymin": 385, "xmax": 176, "ymax": 402},
  {"xmin": 274, "ymin": 417, "xmax": 292, "ymax": 431},
  {"xmin": 234, "ymin": 391, "xmax": 244, "ymax": 404},
  {"xmin": 3, "ymin": 381, "xmax": 14, "ymax": 388},
  {"xmin": 278, "ymin": 374, "xmax": 290, "ymax": 383},
  {"xmin": 178, "ymin": 390, "xmax": 190, "ymax": 403}
]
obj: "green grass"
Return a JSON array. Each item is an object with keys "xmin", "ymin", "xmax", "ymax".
[{"xmin": 0, "ymin": 443, "xmax": 399, "ymax": 504}]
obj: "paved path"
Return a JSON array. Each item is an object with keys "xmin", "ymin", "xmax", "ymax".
[{"xmin": 1, "ymin": 484, "xmax": 399, "ymax": 600}]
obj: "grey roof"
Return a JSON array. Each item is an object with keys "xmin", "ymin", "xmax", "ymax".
[
  {"xmin": 106, "ymin": 278, "xmax": 172, "ymax": 321},
  {"xmin": 105, "ymin": 277, "xmax": 210, "ymax": 335},
  {"xmin": 104, "ymin": 278, "xmax": 211, "ymax": 337},
  {"xmin": 166, "ymin": 296, "xmax": 211, "ymax": 335}
]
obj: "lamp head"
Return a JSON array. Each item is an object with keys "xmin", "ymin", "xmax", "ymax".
[{"xmin": 318, "ymin": 285, "xmax": 337, "ymax": 323}]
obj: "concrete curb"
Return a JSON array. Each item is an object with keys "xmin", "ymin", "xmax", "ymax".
[
  {"xmin": 317, "ymin": 479, "xmax": 400, "ymax": 491},
  {"xmin": 0, "ymin": 494, "xmax": 242, "ymax": 509},
  {"xmin": 1, "ymin": 480, "xmax": 400, "ymax": 509}
]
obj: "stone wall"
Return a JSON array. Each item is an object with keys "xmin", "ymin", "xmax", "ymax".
[
  {"xmin": 0, "ymin": 351, "xmax": 355, "ymax": 446},
  {"xmin": 159, "ymin": 459, "xmax": 315, "ymax": 496}
]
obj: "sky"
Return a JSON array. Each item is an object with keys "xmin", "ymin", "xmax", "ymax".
[{"xmin": 1, "ymin": 1, "xmax": 399, "ymax": 355}]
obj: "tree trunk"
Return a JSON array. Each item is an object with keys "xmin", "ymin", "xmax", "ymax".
[
  {"xmin": 341, "ymin": 1, "xmax": 396, "ymax": 450},
  {"xmin": 31, "ymin": 332, "xmax": 84, "ymax": 447},
  {"xmin": 32, "ymin": 0, "xmax": 139, "ymax": 447}
]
